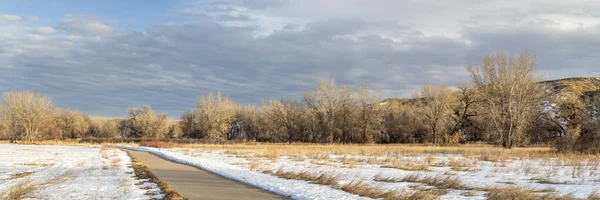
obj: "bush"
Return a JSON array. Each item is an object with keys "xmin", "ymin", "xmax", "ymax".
[{"xmin": 553, "ymin": 121, "xmax": 600, "ymax": 154}]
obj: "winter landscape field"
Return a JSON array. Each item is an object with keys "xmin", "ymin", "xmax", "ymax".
[
  {"xmin": 3, "ymin": 142, "xmax": 600, "ymax": 200},
  {"xmin": 3, "ymin": 1, "xmax": 600, "ymax": 200},
  {"xmin": 0, "ymin": 144, "xmax": 163, "ymax": 200},
  {"xmin": 122, "ymin": 143, "xmax": 600, "ymax": 200}
]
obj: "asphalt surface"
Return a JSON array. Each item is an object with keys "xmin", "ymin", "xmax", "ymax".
[{"xmin": 124, "ymin": 149, "xmax": 289, "ymax": 200}]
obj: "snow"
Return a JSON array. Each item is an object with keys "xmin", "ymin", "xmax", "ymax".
[
  {"xmin": 0, "ymin": 144, "xmax": 162, "ymax": 200},
  {"xmin": 121, "ymin": 145, "xmax": 600, "ymax": 200},
  {"xmin": 119, "ymin": 145, "xmax": 369, "ymax": 200}
]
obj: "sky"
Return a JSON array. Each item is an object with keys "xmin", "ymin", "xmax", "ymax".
[{"xmin": 1, "ymin": 0, "xmax": 599, "ymax": 118}]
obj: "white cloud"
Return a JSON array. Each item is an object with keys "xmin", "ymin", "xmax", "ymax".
[
  {"xmin": 58, "ymin": 15, "xmax": 115, "ymax": 35},
  {"xmin": 29, "ymin": 27, "xmax": 57, "ymax": 34},
  {"xmin": 0, "ymin": 14, "xmax": 22, "ymax": 22}
]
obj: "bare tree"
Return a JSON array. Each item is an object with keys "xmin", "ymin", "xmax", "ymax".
[
  {"xmin": 180, "ymin": 110, "xmax": 204, "ymax": 138},
  {"xmin": 469, "ymin": 51, "xmax": 546, "ymax": 148},
  {"xmin": 0, "ymin": 91, "xmax": 55, "ymax": 142},
  {"xmin": 555, "ymin": 91, "xmax": 588, "ymax": 132},
  {"xmin": 265, "ymin": 99, "xmax": 306, "ymax": 143},
  {"xmin": 197, "ymin": 91, "xmax": 238, "ymax": 140},
  {"xmin": 449, "ymin": 84, "xmax": 480, "ymax": 142},
  {"xmin": 417, "ymin": 85, "xmax": 455, "ymax": 144},
  {"xmin": 0, "ymin": 104, "xmax": 19, "ymax": 143},
  {"xmin": 99, "ymin": 120, "xmax": 118, "ymax": 138},
  {"xmin": 235, "ymin": 105, "xmax": 260, "ymax": 141},
  {"xmin": 304, "ymin": 79, "xmax": 356, "ymax": 143},
  {"xmin": 356, "ymin": 87, "xmax": 383, "ymax": 144},
  {"xmin": 55, "ymin": 109, "xmax": 89, "ymax": 139},
  {"xmin": 123, "ymin": 105, "xmax": 168, "ymax": 138}
]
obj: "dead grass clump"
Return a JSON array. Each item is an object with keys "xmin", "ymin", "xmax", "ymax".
[
  {"xmin": 461, "ymin": 191, "xmax": 476, "ymax": 197},
  {"xmin": 589, "ymin": 190, "xmax": 600, "ymax": 200},
  {"xmin": 10, "ymin": 171, "xmax": 34, "ymax": 179},
  {"xmin": 16, "ymin": 162, "xmax": 55, "ymax": 167},
  {"xmin": 112, "ymin": 158, "xmax": 122, "ymax": 168},
  {"xmin": 373, "ymin": 173, "xmax": 401, "ymax": 183},
  {"xmin": 486, "ymin": 186, "xmax": 575, "ymax": 200},
  {"xmin": 312, "ymin": 174, "xmax": 340, "ymax": 186},
  {"xmin": 341, "ymin": 180, "xmax": 396, "ymax": 199},
  {"xmin": 2, "ymin": 171, "xmax": 75, "ymax": 200},
  {"xmin": 400, "ymin": 173, "xmax": 466, "ymax": 190},
  {"xmin": 127, "ymin": 152, "xmax": 185, "ymax": 200},
  {"xmin": 2, "ymin": 178, "xmax": 38, "ymax": 200},
  {"xmin": 401, "ymin": 173, "xmax": 423, "ymax": 183},
  {"xmin": 265, "ymin": 169, "xmax": 339, "ymax": 186},
  {"xmin": 101, "ymin": 144, "xmax": 116, "ymax": 151},
  {"xmin": 419, "ymin": 175, "xmax": 466, "ymax": 190},
  {"xmin": 381, "ymin": 160, "xmax": 431, "ymax": 171},
  {"xmin": 448, "ymin": 157, "xmax": 478, "ymax": 172},
  {"xmin": 486, "ymin": 186, "xmax": 539, "ymax": 200},
  {"xmin": 396, "ymin": 189, "xmax": 440, "ymax": 200},
  {"xmin": 529, "ymin": 177, "xmax": 568, "ymax": 184}
]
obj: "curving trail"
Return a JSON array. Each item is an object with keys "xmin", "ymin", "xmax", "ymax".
[{"xmin": 124, "ymin": 149, "xmax": 289, "ymax": 200}]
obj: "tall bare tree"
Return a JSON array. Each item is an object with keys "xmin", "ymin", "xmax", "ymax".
[
  {"xmin": 304, "ymin": 79, "xmax": 356, "ymax": 143},
  {"xmin": 0, "ymin": 91, "xmax": 55, "ymax": 142},
  {"xmin": 469, "ymin": 51, "xmax": 546, "ymax": 148},
  {"xmin": 356, "ymin": 87, "xmax": 383, "ymax": 144},
  {"xmin": 417, "ymin": 85, "xmax": 455, "ymax": 144},
  {"xmin": 449, "ymin": 84, "xmax": 480, "ymax": 141},
  {"xmin": 197, "ymin": 91, "xmax": 238, "ymax": 140}
]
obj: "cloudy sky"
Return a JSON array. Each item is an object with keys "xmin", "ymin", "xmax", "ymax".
[{"xmin": 1, "ymin": 0, "xmax": 599, "ymax": 118}]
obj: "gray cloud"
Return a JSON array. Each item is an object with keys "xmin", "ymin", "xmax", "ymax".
[{"xmin": 0, "ymin": 0, "xmax": 599, "ymax": 118}]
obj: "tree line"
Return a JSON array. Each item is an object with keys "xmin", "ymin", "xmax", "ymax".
[{"xmin": 1, "ymin": 51, "xmax": 599, "ymax": 152}]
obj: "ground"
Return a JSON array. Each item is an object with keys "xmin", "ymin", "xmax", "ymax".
[
  {"xmin": 125, "ymin": 143, "xmax": 600, "ymax": 200},
  {"xmin": 2, "ymin": 143, "xmax": 600, "ymax": 200},
  {"xmin": 0, "ymin": 144, "xmax": 162, "ymax": 200}
]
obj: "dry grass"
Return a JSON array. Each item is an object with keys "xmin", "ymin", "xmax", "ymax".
[
  {"xmin": 10, "ymin": 171, "xmax": 34, "ymax": 179},
  {"xmin": 127, "ymin": 151, "xmax": 186, "ymax": 200},
  {"xmin": 1, "ymin": 171, "xmax": 75, "ymax": 200},
  {"xmin": 401, "ymin": 173, "xmax": 422, "ymax": 183},
  {"xmin": 15, "ymin": 162, "xmax": 55, "ymax": 167},
  {"xmin": 485, "ymin": 186, "xmax": 579, "ymax": 200},
  {"xmin": 373, "ymin": 173, "xmax": 402, "ymax": 182},
  {"xmin": 137, "ymin": 142, "xmax": 600, "ymax": 163},
  {"xmin": 2, "ymin": 178, "xmax": 38, "ymax": 200},
  {"xmin": 529, "ymin": 177, "xmax": 568, "ymax": 184},
  {"xmin": 112, "ymin": 158, "xmax": 122, "ymax": 168},
  {"xmin": 461, "ymin": 191, "xmax": 477, "ymax": 197},
  {"xmin": 396, "ymin": 189, "xmax": 441, "ymax": 200},
  {"xmin": 589, "ymin": 190, "xmax": 600, "ymax": 200},
  {"xmin": 419, "ymin": 175, "xmax": 466, "ymax": 190},
  {"xmin": 400, "ymin": 173, "xmax": 466, "ymax": 190},
  {"xmin": 340, "ymin": 180, "xmax": 396, "ymax": 199},
  {"xmin": 341, "ymin": 180, "xmax": 443, "ymax": 200},
  {"xmin": 448, "ymin": 157, "xmax": 479, "ymax": 172},
  {"xmin": 381, "ymin": 160, "xmax": 431, "ymax": 171},
  {"xmin": 263, "ymin": 168, "xmax": 339, "ymax": 186}
]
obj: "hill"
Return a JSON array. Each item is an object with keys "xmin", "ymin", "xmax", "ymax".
[{"xmin": 380, "ymin": 77, "xmax": 600, "ymax": 107}]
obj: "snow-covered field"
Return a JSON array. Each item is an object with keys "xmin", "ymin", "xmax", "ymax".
[
  {"xmin": 0, "ymin": 144, "xmax": 162, "ymax": 200},
  {"xmin": 122, "ymin": 145, "xmax": 600, "ymax": 200}
]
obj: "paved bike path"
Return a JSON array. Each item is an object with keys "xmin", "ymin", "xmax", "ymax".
[{"xmin": 124, "ymin": 149, "xmax": 289, "ymax": 200}]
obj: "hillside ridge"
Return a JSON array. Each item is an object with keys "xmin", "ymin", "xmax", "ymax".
[{"xmin": 381, "ymin": 77, "xmax": 600, "ymax": 106}]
